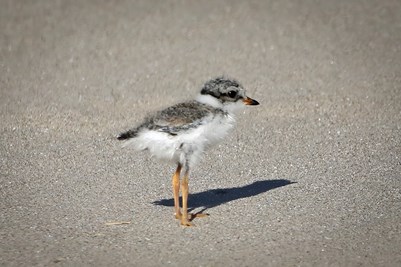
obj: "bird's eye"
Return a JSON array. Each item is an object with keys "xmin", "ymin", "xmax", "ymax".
[{"xmin": 227, "ymin": 91, "xmax": 237, "ymax": 98}]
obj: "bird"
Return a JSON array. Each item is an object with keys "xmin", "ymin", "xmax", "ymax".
[{"xmin": 117, "ymin": 77, "xmax": 259, "ymax": 226}]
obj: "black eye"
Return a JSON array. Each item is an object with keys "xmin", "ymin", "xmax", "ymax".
[{"xmin": 227, "ymin": 90, "xmax": 237, "ymax": 98}]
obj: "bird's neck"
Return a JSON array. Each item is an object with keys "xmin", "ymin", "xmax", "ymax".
[
  {"xmin": 195, "ymin": 94, "xmax": 223, "ymax": 109},
  {"xmin": 195, "ymin": 94, "xmax": 245, "ymax": 116}
]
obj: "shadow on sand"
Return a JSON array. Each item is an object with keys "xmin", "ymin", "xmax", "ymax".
[{"xmin": 153, "ymin": 179, "xmax": 295, "ymax": 213}]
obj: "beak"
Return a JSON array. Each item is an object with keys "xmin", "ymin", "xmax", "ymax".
[{"xmin": 243, "ymin": 97, "xmax": 260, "ymax": 106}]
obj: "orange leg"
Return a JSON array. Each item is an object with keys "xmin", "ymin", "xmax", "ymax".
[
  {"xmin": 179, "ymin": 170, "xmax": 209, "ymax": 226},
  {"xmin": 180, "ymin": 170, "xmax": 192, "ymax": 226},
  {"xmin": 173, "ymin": 166, "xmax": 209, "ymax": 227},
  {"xmin": 172, "ymin": 164, "xmax": 182, "ymax": 219}
]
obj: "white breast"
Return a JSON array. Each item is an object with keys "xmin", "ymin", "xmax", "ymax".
[
  {"xmin": 175, "ymin": 113, "xmax": 236, "ymax": 167},
  {"xmin": 123, "ymin": 113, "xmax": 236, "ymax": 168}
]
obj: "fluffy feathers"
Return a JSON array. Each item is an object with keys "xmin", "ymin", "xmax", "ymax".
[{"xmin": 118, "ymin": 77, "xmax": 258, "ymax": 170}]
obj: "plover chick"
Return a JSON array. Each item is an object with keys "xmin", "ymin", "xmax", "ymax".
[{"xmin": 118, "ymin": 77, "xmax": 259, "ymax": 226}]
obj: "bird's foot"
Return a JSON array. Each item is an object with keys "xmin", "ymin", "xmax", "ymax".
[
  {"xmin": 180, "ymin": 219, "xmax": 194, "ymax": 227},
  {"xmin": 175, "ymin": 212, "xmax": 209, "ymax": 227},
  {"xmin": 174, "ymin": 212, "xmax": 182, "ymax": 220}
]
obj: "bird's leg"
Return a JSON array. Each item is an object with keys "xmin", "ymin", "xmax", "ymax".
[
  {"xmin": 179, "ymin": 169, "xmax": 209, "ymax": 226},
  {"xmin": 180, "ymin": 169, "xmax": 193, "ymax": 226},
  {"xmin": 172, "ymin": 164, "xmax": 182, "ymax": 219}
]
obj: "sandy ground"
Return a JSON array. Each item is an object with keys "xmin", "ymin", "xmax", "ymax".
[{"xmin": 1, "ymin": 0, "xmax": 401, "ymax": 266}]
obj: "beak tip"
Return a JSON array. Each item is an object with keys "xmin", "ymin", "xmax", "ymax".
[{"xmin": 243, "ymin": 97, "xmax": 260, "ymax": 106}]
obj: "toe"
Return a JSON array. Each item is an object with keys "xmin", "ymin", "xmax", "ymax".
[{"xmin": 181, "ymin": 220, "xmax": 195, "ymax": 227}]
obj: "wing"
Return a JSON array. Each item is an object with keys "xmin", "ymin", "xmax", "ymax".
[
  {"xmin": 146, "ymin": 101, "xmax": 221, "ymax": 135},
  {"xmin": 118, "ymin": 101, "xmax": 224, "ymax": 140}
]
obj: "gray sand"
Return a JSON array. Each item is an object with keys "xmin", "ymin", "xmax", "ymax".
[{"xmin": 1, "ymin": 1, "xmax": 400, "ymax": 266}]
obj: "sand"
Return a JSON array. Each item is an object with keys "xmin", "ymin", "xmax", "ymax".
[{"xmin": 1, "ymin": 0, "xmax": 400, "ymax": 266}]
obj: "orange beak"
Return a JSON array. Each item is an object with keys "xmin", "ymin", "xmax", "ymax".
[{"xmin": 243, "ymin": 97, "xmax": 260, "ymax": 106}]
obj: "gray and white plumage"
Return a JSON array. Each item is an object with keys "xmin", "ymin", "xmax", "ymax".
[{"xmin": 117, "ymin": 77, "xmax": 259, "ymax": 170}]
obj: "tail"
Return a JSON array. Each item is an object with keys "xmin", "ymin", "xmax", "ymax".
[{"xmin": 117, "ymin": 129, "xmax": 138, "ymax": 140}]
